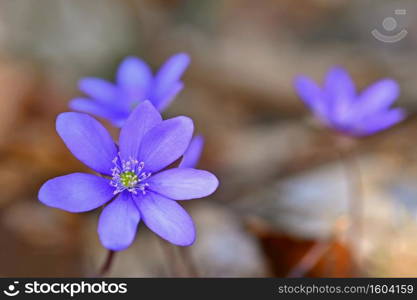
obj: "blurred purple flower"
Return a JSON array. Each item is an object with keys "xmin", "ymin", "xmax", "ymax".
[
  {"xmin": 39, "ymin": 101, "xmax": 218, "ymax": 251},
  {"xmin": 179, "ymin": 135, "xmax": 204, "ymax": 168},
  {"xmin": 294, "ymin": 67, "xmax": 405, "ymax": 137},
  {"xmin": 70, "ymin": 53, "xmax": 190, "ymax": 127}
]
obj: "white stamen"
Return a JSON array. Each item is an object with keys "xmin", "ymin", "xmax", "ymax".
[{"xmin": 110, "ymin": 155, "xmax": 151, "ymax": 195}]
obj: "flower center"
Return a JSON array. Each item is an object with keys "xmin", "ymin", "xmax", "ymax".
[
  {"xmin": 110, "ymin": 156, "xmax": 152, "ymax": 195},
  {"xmin": 120, "ymin": 171, "xmax": 138, "ymax": 188}
]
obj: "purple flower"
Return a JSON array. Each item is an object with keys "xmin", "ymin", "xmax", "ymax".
[
  {"xmin": 69, "ymin": 53, "xmax": 190, "ymax": 127},
  {"xmin": 38, "ymin": 101, "xmax": 218, "ymax": 251},
  {"xmin": 294, "ymin": 67, "xmax": 405, "ymax": 137},
  {"xmin": 179, "ymin": 135, "xmax": 204, "ymax": 169}
]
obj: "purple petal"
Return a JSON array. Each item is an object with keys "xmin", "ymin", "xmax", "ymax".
[
  {"xmin": 353, "ymin": 79, "xmax": 399, "ymax": 119},
  {"xmin": 350, "ymin": 108, "xmax": 405, "ymax": 136},
  {"xmin": 138, "ymin": 116, "xmax": 194, "ymax": 173},
  {"xmin": 154, "ymin": 81, "xmax": 184, "ymax": 111},
  {"xmin": 325, "ymin": 67, "xmax": 356, "ymax": 121},
  {"xmin": 151, "ymin": 53, "xmax": 190, "ymax": 104},
  {"xmin": 69, "ymin": 98, "xmax": 129, "ymax": 128},
  {"xmin": 117, "ymin": 56, "xmax": 153, "ymax": 102},
  {"xmin": 179, "ymin": 135, "xmax": 204, "ymax": 168},
  {"xmin": 38, "ymin": 173, "xmax": 114, "ymax": 213},
  {"xmin": 135, "ymin": 192, "xmax": 195, "ymax": 246},
  {"xmin": 148, "ymin": 168, "xmax": 218, "ymax": 200},
  {"xmin": 119, "ymin": 101, "xmax": 162, "ymax": 161},
  {"xmin": 294, "ymin": 76, "xmax": 327, "ymax": 118},
  {"xmin": 56, "ymin": 112, "xmax": 117, "ymax": 175},
  {"xmin": 325, "ymin": 67, "xmax": 355, "ymax": 99},
  {"xmin": 98, "ymin": 192, "xmax": 141, "ymax": 251},
  {"xmin": 78, "ymin": 78, "xmax": 117, "ymax": 103}
]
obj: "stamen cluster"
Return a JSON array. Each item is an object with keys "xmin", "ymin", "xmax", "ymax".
[{"xmin": 110, "ymin": 156, "xmax": 151, "ymax": 195}]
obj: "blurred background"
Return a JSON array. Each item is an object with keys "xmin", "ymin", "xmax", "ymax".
[{"xmin": 1, "ymin": 0, "xmax": 417, "ymax": 277}]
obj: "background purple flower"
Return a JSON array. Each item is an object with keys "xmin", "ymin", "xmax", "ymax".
[
  {"xmin": 69, "ymin": 53, "xmax": 190, "ymax": 127},
  {"xmin": 38, "ymin": 101, "xmax": 218, "ymax": 251},
  {"xmin": 179, "ymin": 135, "xmax": 204, "ymax": 169},
  {"xmin": 294, "ymin": 67, "xmax": 405, "ymax": 137}
]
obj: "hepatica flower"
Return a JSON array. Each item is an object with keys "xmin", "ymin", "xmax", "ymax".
[
  {"xmin": 70, "ymin": 53, "xmax": 190, "ymax": 127},
  {"xmin": 294, "ymin": 67, "xmax": 405, "ymax": 137},
  {"xmin": 179, "ymin": 135, "xmax": 204, "ymax": 169},
  {"xmin": 39, "ymin": 101, "xmax": 218, "ymax": 250}
]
